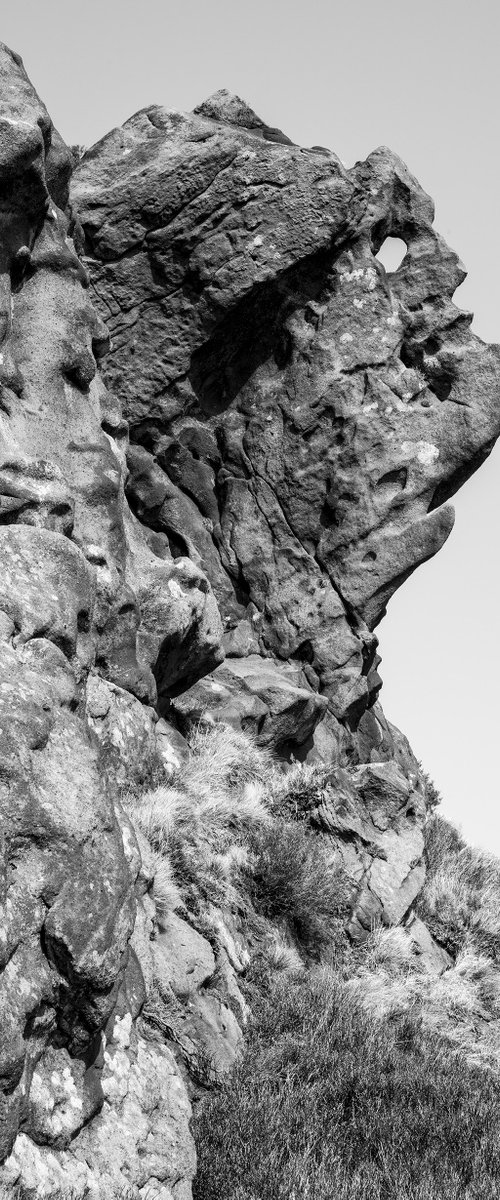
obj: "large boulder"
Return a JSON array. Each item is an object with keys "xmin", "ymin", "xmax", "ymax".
[{"xmin": 171, "ymin": 654, "xmax": 328, "ymax": 755}]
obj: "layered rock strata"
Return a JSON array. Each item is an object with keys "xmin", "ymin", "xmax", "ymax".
[{"xmin": 0, "ymin": 49, "xmax": 499, "ymax": 1200}]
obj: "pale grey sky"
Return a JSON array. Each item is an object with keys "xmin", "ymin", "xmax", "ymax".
[{"xmin": 4, "ymin": 0, "xmax": 500, "ymax": 849}]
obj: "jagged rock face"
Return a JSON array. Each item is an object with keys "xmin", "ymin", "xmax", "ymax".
[
  {"xmin": 2, "ymin": 52, "xmax": 500, "ymax": 1200},
  {"xmin": 72, "ymin": 89, "xmax": 500, "ymax": 743},
  {"xmin": 0, "ymin": 43, "xmax": 214, "ymax": 1191},
  {"xmin": 310, "ymin": 760, "xmax": 427, "ymax": 939}
]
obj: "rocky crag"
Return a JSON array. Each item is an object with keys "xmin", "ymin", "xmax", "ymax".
[{"xmin": 1, "ymin": 45, "xmax": 499, "ymax": 1198}]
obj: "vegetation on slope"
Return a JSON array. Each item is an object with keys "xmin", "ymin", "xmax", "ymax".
[
  {"xmin": 125, "ymin": 724, "xmax": 351, "ymax": 959},
  {"xmin": 125, "ymin": 728, "xmax": 500, "ymax": 1200},
  {"xmin": 416, "ymin": 812, "xmax": 500, "ymax": 959},
  {"xmin": 193, "ymin": 963, "xmax": 500, "ymax": 1200}
]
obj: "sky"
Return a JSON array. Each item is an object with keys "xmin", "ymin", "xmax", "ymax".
[{"xmin": 3, "ymin": 0, "xmax": 500, "ymax": 850}]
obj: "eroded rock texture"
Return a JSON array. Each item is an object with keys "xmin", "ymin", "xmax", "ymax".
[
  {"xmin": 0, "ymin": 44, "xmax": 206, "ymax": 1197},
  {"xmin": 1, "ymin": 51, "xmax": 499, "ymax": 1200},
  {"xmin": 72, "ymin": 88, "xmax": 500, "ymax": 755}
]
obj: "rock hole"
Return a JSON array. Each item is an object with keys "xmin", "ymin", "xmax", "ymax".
[
  {"xmin": 376, "ymin": 467, "xmax": 408, "ymax": 493},
  {"xmin": 292, "ymin": 639, "xmax": 314, "ymax": 664},
  {"xmin": 274, "ymin": 329, "xmax": 293, "ymax": 370},
  {"xmin": 62, "ymin": 350, "xmax": 96, "ymax": 392},
  {"xmin": 77, "ymin": 611, "xmax": 90, "ymax": 634},
  {"xmin": 164, "ymin": 527, "xmax": 191, "ymax": 560},
  {"xmin": 375, "ymin": 237, "xmax": 407, "ymax": 273},
  {"xmin": 10, "ymin": 247, "xmax": 32, "ymax": 292},
  {"xmin": 101, "ymin": 416, "xmax": 128, "ymax": 442},
  {"xmin": 91, "ymin": 331, "xmax": 110, "ymax": 362},
  {"xmin": 51, "ymin": 502, "xmax": 73, "ymax": 518},
  {"xmin": 118, "ymin": 602, "xmax": 136, "ymax": 617},
  {"xmin": 428, "ymin": 375, "xmax": 453, "ymax": 402}
]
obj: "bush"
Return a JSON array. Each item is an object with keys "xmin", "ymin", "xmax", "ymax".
[
  {"xmin": 193, "ymin": 968, "xmax": 500, "ymax": 1200},
  {"xmin": 243, "ymin": 819, "xmax": 351, "ymax": 959},
  {"xmin": 127, "ymin": 723, "xmax": 352, "ymax": 941}
]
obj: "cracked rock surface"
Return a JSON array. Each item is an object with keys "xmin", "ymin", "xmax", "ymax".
[
  {"xmin": 1, "ymin": 52, "xmax": 500, "ymax": 1200},
  {"xmin": 72, "ymin": 87, "xmax": 500, "ymax": 746}
]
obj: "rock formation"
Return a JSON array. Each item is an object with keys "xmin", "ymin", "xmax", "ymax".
[
  {"xmin": 0, "ymin": 47, "xmax": 499, "ymax": 1199},
  {"xmin": 70, "ymin": 88, "xmax": 500, "ymax": 761}
]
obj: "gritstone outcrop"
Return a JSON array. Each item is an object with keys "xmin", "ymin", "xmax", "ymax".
[{"xmin": 1, "ymin": 53, "xmax": 499, "ymax": 1198}]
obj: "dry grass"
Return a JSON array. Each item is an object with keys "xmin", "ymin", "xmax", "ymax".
[
  {"xmin": 417, "ymin": 814, "xmax": 500, "ymax": 959},
  {"xmin": 125, "ymin": 724, "xmax": 272, "ymax": 915},
  {"xmin": 184, "ymin": 722, "xmax": 273, "ymax": 792},
  {"xmin": 193, "ymin": 965, "xmax": 500, "ymax": 1200},
  {"xmin": 361, "ymin": 924, "xmax": 418, "ymax": 975},
  {"xmin": 348, "ymin": 924, "xmax": 500, "ymax": 1073},
  {"xmin": 266, "ymin": 758, "xmax": 332, "ymax": 818},
  {"xmin": 126, "ymin": 723, "xmax": 350, "ymax": 962},
  {"xmin": 121, "ymin": 729, "xmax": 500, "ymax": 1199},
  {"xmin": 149, "ymin": 848, "xmax": 185, "ymax": 922}
]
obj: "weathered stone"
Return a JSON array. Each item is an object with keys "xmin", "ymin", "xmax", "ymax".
[
  {"xmin": 171, "ymin": 654, "xmax": 328, "ymax": 755},
  {"xmin": 153, "ymin": 913, "xmax": 216, "ymax": 998},
  {"xmin": 309, "ymin": 761, "xmax": 426, "ymax": 938},
  {"xmin": 26, "ymin": 1045, "xmax": 103, "ymax": 1149},
  {"xmin": 86, "ymin": 672, "xmax": 160, "ymax": 789},
  {"xmin": 0, "ymin": 43, "xmax": 214, "ymax": 1195},
  {"xmin": 86, "ymin": 678, "xmax": 188, "ymax": 787},
  {"xmin": 405, "ymin": 913, "xmax": 453, "ymax": 975},
  {"xmin": 72, "ymin": 91, "xmax": 500, "ymax": 743},
  {"xmin": 0, "ymin": 525, "xmax": 95, "ymax": 672},
  {"xmin": 1, "ymin": 1032, "xmax": 196, "ymax": 1199},
  {"xmin": 155, "ymin": 718, "xmax": 189, "ymax": 776},
  {"xmin": 178, "ymin": 991, "xmax": 244, "ymax": 1079},
  {"xmin": 0, "ymin": 603, "xmax": 139, "ymax": 1149}
]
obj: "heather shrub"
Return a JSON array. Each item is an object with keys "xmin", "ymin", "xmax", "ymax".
[{"xmin": 242, "ymin": 818, "xmax": 351, "ymax": 958}]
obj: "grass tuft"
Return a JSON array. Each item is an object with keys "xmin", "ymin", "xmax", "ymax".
[
  {"xmin": 417, "ymin": 814, "xmax": 500, "ymax": 959},
  {"xmin": 125, "ymin": 724, "xmax": 272, "ymax": 915}
]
